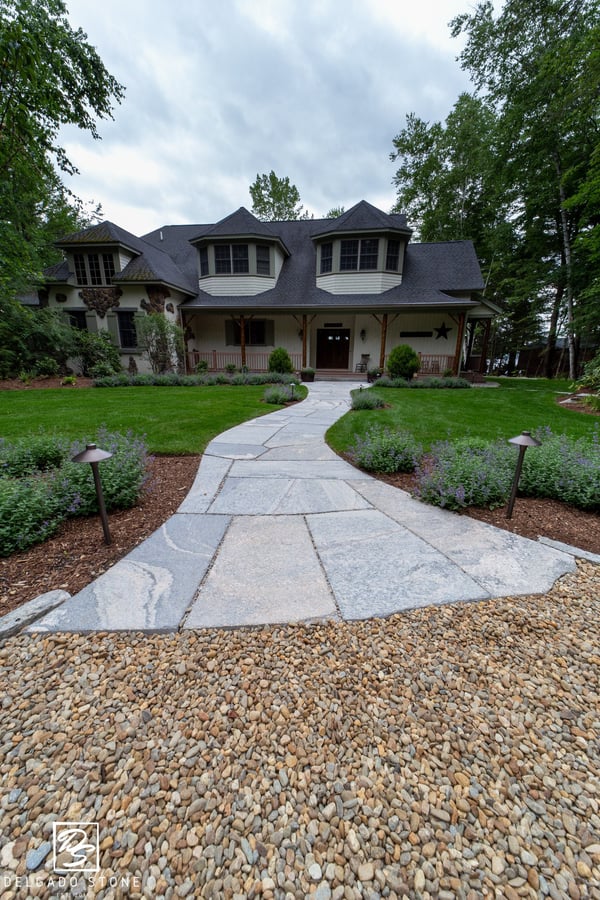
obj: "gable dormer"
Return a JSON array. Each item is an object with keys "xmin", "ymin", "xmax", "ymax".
[
  {"xmin": 312, "ymin": 201, "xmax": 412, "ymax": 294},
  {"xmin": 189, "ymin": 207, "xmax": 290, "ymax": 296}
]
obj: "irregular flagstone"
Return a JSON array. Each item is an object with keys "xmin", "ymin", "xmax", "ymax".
[
  {"xmin": 177, "ymin": 455, "xmax": 232, "ymax": 513},
  {"xmin": 184, "ymin": 515, "xmax": 337, "ymax": 628},
  {"xmin": 228, "ymin": 458, "xmax": 364, "ymax": 480},
  {"xmin": 307, "ymin": 508, "xmax": 489, "ymax": 619},
  {"xmin": 29, "ymin": 514, "xmax": 230, "ymax": 632},
  {"xmin": 353, "ymin": 479, "xmax": 576, "ymax": 596},
  {"xmin": 209, "ymin": 477, "xmax": 371, "ymax": 515}
]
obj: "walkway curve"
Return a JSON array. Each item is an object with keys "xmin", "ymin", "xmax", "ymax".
[{"xmin": 30, "ymin": 382, "xmax": 578, "ymax": 632}]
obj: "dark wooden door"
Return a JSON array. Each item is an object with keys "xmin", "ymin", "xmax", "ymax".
[{"xmin": 316, "ymin": 328, "xmax": 350, "ymax": 369}]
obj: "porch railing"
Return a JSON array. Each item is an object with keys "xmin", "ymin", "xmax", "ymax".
[
  {"xmin": 417, "ymin": 354, "xmax": 455, "ymax": 375},
  {"xmin": 187, "ymin": 350, "xmax": 303, "ymax": 372}
]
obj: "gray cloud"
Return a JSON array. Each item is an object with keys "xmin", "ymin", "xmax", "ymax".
[{"xmin": 62, "ymin": 0, "xmax": 472, "ymax": 233}]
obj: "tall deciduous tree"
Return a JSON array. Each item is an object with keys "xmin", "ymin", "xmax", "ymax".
[
  {"xmin": 249, "ymin": 171, "xmax": 311, "ymax": 221},
  {"xmin": 0, "ymin": 0, "xmax": 124, "ymax": 297},
  {"xmin": 450, "ymin": 0, "xmax": 600, "ymax": 378}
]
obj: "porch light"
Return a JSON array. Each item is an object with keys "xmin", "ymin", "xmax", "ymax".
[
  {"xmin": 505, "ymin": 431, "xmax": 541, "ymax": 519},
  {"xmin": 360, "ymin": 329, "xmax": 367, "ymax": 342},
  {"xmin": 71, "ymin": 443, "xmax": 113, "ymax": 544}
]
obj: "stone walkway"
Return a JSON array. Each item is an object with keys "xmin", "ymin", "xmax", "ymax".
[{"xmin": 30, "ymin": 382, "xmax": 579, "ymax": 632}]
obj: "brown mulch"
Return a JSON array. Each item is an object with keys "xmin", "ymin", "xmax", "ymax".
[{"xmin": 0, "ymin": 375, "xmax": 95, "ymax": 390}]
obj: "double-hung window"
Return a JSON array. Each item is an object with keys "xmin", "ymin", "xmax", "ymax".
[
  {"xmin": 320, "ymin": 242, "xmax": 333, "ymax": 274},
  {"xmin": 256, "ymin": 245, "xmax": 271, "ymax": 276},
  {"xmin": 214, "ymin": 244, "xmax": 249, "ymax": 274},
  {"xmin": 340, "ymin": 239, "xmax": 379, "ymax": 271}
]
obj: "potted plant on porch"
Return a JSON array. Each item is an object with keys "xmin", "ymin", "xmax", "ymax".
[
  {"xmin": 367, "ymin": 366, "xmax": 383, "ymax": 383},
  {"xmin": 300, "ymin": 366, "xmax": 315, "ymax": 382}
]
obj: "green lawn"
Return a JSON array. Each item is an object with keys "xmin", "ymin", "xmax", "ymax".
[
  {"xmin": 0, "ymin": 385, "xmax": 296, "ymax": 454},
  {"xmin": 327, "ymin": 377, "xmax": 596, "ymax": 454}
]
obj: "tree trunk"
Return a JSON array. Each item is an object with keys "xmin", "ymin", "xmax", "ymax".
[
  {"xmin": 544, "ymin": 284, "xmax": 563, "ymax": 379},
  {"xmin": 554, "ymin": 152, "xmax": 577, "ymax": 380}
]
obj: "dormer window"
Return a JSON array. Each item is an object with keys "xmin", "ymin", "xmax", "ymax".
[
  {"xmin": 340, "ymin": 238, "xmax": 379, "ymax": 271},
  {"xmin": 199, "ymin": 246, "xmax": 209, "ymax": 276},
  {"xmin": 320, "ymin": 242, "xmax": 333, "ymax": 274},
  {"xmin": 73, "ymin": 252, "xmax": 116, "ymax": 286},
  {"xmin": 215, "ymin": 244, "xmax": 249, "ymax": 274},
  {"xmin": 256, "ymin": 245, "xmax": 271, "ymax": 276},
  {"xmin": 386, "ymin": 240, "xmax": 400, "ymax": 271}
]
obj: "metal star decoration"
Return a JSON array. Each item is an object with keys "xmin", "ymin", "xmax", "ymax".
[{"xmin": 434, "ymin": 321, "xmax": 452, "ymax": 340}]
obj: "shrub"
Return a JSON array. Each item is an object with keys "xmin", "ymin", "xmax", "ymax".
[
  {"xmin": 0, "ymin": 429, "xmax": 150, "ymax": 556},
  {"xmin": 195, "ymin": 359, "xmax": 209, "ymax": 373},
  {"xmin": 386, "ymin": 344, "xmax": 421, "ymax": 380},
  {"xmin": 74, "ymin": 330, "xmax": 122, "ymax": 376},
  {"xmin": 0, "ymin": 434, "xmax": 67, "ymax": 478},
  {"xmin": 225, "ymin": 362, "xmax": 238, "ymax": 374},
  {"xmin": 35, "ymin": 356, "xmax": 60, "ymax": 377},
  {"xmin": 351, "ymin": 388, "xmax": 385, "ymax": 410},
  {"xmin": 0, "ymin": 477, "xmax": 63, "ymax": 556},
  {"xmin": 268, "ymin": 347, "xmax": 294, "ymax": 374},
  {"xmin": 578, "ymin": 351, "xmax": 600, "ymax": 391},
  {"xmin": 351, "ymin": 426, "xmax": 421, "ymax": 473},
  {"xmin": 137, "ymin": 313, "xmax": 185, "ymax": 374},
  {"xmin": 89, "ymin": 361, "xmax": 118, "ymax": 378},
  {"xmin": 413, "ymin": 438, "xmax": 515, "ymax": 510},
  {"xmin": 520, "ymin": 427, "xmax": 600, "ymax": 510},
  {"xmin": 264, "ymin": 385, "xmax": 294, "ymax": 404}
]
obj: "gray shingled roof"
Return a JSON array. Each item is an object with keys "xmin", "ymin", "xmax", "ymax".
[{"xmin": 45, "ymin": 201, "xmax": 486, "ymax": 312}]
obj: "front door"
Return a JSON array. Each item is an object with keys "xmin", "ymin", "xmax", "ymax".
[{"xmin": 316, "ymin": 328, "xmax": 350, "ymax": 369}]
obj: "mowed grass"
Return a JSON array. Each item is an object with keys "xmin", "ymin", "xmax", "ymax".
[
  {"xmin": 327, "ymin": 377, "xmax": 597, "ymax": 454},
  {"xmin": 0, "ymin": 385, "xmax": 281, "ymax": 454}
]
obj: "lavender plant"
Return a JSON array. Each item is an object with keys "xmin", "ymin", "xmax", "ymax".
[
  {"xmin": 413, "ymin": 438, "xmax": 514, "ymax": 510},
  {"xmin": 351, "ymin": 426, "xmax": 421, "ymax": 473}
]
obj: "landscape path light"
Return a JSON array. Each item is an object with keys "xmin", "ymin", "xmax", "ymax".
[
  {"xmin": 506, "ymin": 430, "xmax": 541, "ymax": 519},
  {"xmin": 72, "ymin": 443, "xmax": 113, "ymax": 544}
]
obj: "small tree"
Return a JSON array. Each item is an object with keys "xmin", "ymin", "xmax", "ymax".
[
  {"xmin": 387, "ymin": 344, "xmax": 421, "ymax": 380},
  {"xmin": 267, "ymin": 347, "xmax": 294, "ymax": 374},
  {"xmin": 73, "ymin": 330, "xmax": 121, "ymax": 376},
  {"xmin": 137, "ymin": 314, "xmax": 184, "ymax": 374}
]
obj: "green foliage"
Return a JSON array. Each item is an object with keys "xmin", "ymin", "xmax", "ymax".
[
  {"xmin": 0, "ymin": 434, "xmax": 67, "ymax": 477},
  {"xmin": 577, "ymin": 351, "xmax": 600, "ymax": 391},
  {"xmin": 350, "ymin": 389, "xmax": 385, "ymax": 410},
  {"xmin": 414, "ymin": 438, "xmax": 514, "ymax": 510},
  {"xmin": 195, "ymin": 359, "xmax": 209, "ymax": 373},
  {"xmin": 35, "ymin": 356, "xmax": 60, "ymax": 376},
  {"xmin": 0, "ymin": 428, "xmax": 148, "ymax": 556},
  {"xmin": 263, "ymin": 385, "xmax": 295, "ymax": 404},
  {"xmin": 520, "ymin": 427, "xmax": 600, "ymax": 510},
  {"xmin": 375, "ymin": 376, "xmax": 471, "ymax": 389},
  {"xmin": 386, "ymin": 345, "xmax": 421, "ymax": 380},
  {"xmin": 0, "ymin": 303, "xmax": 77, "ymax": 378},
  {"xmin": 0, "ymin": 0, "xmax": 123, "ymax": 300},
  {"xmin": 350, "ymin": 427, "xmax": 421, "ymax": 474},
  {"xmin": 249, "ymin": 171, "xmax": 311, "ymax": 221},
  {"xmin": 136, "ymin": 314, "xmax": 184, "ymax": 374},
  {"xmin": 268, "ymin": 347, "xmax": 294, "ymax": 374},
  {"xmin": 0, "ymin": 476, "xmax": 63, "ymax": 556},
  {"xmin": 73, "ymin": 330, "xmax": 121, "ymax": 376}
]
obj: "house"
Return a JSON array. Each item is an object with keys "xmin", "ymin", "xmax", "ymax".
[{"xmin": 41, "ymin": 200, "xmax": 496, "ymax": 376}]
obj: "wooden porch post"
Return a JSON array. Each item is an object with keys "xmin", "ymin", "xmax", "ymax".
[
  {"xmin": 379, "ymin": 313, "xmax": 388, "ymax": 369},
  {"xmin": 452, "ymin": 312, "xmax": 466, "ymax": 376},
  {"xmin": 479, "ymin": 319, "xmax": 492, "ymax": 374},
  {"xmin": 302, "ymin": 314, "xmax": 307, "ymax": 368},
  {"xmin": 239, "ymin": 314, "xmax": 246, "ymax": 368}
]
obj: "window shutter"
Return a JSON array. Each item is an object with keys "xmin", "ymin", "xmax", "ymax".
[
  {"xmin": 265, "ymin": 320, "xmax": 275, "ymax": 346},
  {"xmin": 106, "ymin": 311, "xmax": 119, "ymax": 345},
  {"xmin": 85, "ymin": 311, "xmax": 98, "ymax": 334}
]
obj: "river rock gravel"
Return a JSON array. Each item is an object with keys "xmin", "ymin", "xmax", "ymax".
[{"xmin": 0, "ymin": 562, "xmax": 599, "ymax": 899}]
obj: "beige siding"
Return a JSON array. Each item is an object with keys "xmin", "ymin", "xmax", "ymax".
[{"xmin": 316, "ymin": 272, "xmax": 402, "ymax": 294}]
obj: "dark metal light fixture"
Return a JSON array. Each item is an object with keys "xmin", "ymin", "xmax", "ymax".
[
  {"xmin": 506, "ymin": 431, "xmax": 541, "ymax": 519},
  {"xmin": 72, "ymin": 443, "xmax": 113, "ymax": 544},
  {"xmin": 360, "ymin": 329, "xmax": 367, "ymax": 342}
]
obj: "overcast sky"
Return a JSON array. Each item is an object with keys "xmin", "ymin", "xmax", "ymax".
[{"xmin": 61, "ymin": 0, "xmax": 475, "ymax": 236}]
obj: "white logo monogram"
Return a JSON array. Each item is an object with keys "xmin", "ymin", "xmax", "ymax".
[{"xmin": 53, "ymin": 822, "xmax": 99, "ymax": 874}]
